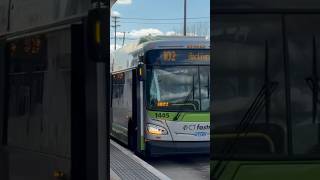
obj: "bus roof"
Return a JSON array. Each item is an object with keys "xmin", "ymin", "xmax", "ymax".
[
  {"xmin": 113, "ymin": 36, "xmax": 209, "ymax": 54},
  {"xmin": 133, "ymin": 36, "xmax": 210, "ymax": 55},
  {"xmin": 111, "ymin": 36, "xmax": 210, "ymax": 72}
]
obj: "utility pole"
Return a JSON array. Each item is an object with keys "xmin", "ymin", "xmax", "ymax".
[
  {"xmin": 111, "ymin": 16, "xmax": 120, "ymax": 50},
  {"xmin": 184, "ymin": 0, "xmax": 187, "ymax": 36},
  {"xmin": 122, "ymin": 32, "xmax": 127, "ymax": 47}
]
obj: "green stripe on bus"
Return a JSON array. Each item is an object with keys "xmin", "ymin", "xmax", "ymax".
[
  {"xmin": 140, "ymin": 136, "xmax": 145, "ymax": 150},
  {"xmin": 147, "ymin": 111, "xmax": 210, "ymax": 122}
]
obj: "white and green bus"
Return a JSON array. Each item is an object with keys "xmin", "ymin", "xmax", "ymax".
[{"xmin": 110, "ymin": 36, "xmax": 210, "ymax": 157}]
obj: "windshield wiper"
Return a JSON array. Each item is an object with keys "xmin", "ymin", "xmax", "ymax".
[
  {"xmin": 212, "ymin": 40, "xmax": 279, "ymax": 180},
  {"xmin": 212, "ymin": 81, "xmax": 278, "ymax": 180},
  {"xmin": 173, "ymin": 75, "xmax": 195, "ymax": 121},
  {"xmin": 173, "ymin": 88, "xmax": 194, "ymax": 121}
]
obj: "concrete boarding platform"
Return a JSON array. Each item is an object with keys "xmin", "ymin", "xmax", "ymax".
[{"xmin": 110, "ymin": 140, "xmax": 171, "ymax": 180}]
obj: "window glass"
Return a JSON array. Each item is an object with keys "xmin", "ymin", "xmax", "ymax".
[
  {"xmin": 213, "ymin": 15, "xmax": 286, "ymax": 158},
  {"xmin": 7, "ymin": 29, "xmax": 71, "ymax": 157},
  {"xmin": 147, "ymin": 65, "xmax": 210, "ymax": 112},
  {"xmin": 200, "ymin": 66, "xmax": 210, "ymax": 111},
  {"xmin": 287, "ymin": 15, "xmax": 320, "ymax": 155}
]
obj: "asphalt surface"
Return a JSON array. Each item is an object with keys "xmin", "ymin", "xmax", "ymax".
[{"xmin": 146, "ymin": 154, "xmax": 210, "ymax": 180}]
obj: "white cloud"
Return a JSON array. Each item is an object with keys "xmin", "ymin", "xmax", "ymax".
[
  {"xmin": 128, "ymin": 28, "xmax": 164, "ymax": 38},
  {"xmin": 125, "ymin": 28, "xmax": 202, "ymax": 39},
  {"xmin": 186, "ymin": 32, "xmax": 198, "ymax": 36},
  {"xmin": 173, "ymin": 32, "xmax": 199, "ymax": 37},
  {"xmin": 112, "ymin": 28, "xmax": 203, "ymax": 47},
  {"xmin": 165, "ymin": 31, "xmax": 177, "ymax": 36},
  {"xmin": 109, "ymin": 32, "xmax": 125, "ymax": 37},
  {"xmin": 110, "ymin": 44, "xmax": 122, "ymax": 52},
  {"xmin": 116, "ymin": 0, "xmax": 132, "ymax": 5},
  {"xmin": 111, "ymin": 10, "xmax": 121, "ymax": 17},
  {"xmin": 117, "ymin": 32, "xmax": 126, "ymax": 37},
  {"xmin": 161, "ymin": 31, "xmax": 200, "ymax": 37}
]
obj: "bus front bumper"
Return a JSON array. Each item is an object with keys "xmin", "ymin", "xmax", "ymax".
[{"xmin": 146, "ymin": 141, "xmax": 210, "ymax": 157}]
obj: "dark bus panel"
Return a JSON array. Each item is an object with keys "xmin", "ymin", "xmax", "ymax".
[
  {"xmin": 214, "ymin": 0, "xmax": 320, "ymax": 10},
  {"xmin": 0, "ymin": 1, "xmax": 110, "ymax": 179},
  {"xmin": 6, "ymin": 31, "xmax": 71, "ymax": 179},
  {"xmin": 212, "ymin": 0, "xmax": 320, "ymax": 179},
  {"xmin": 0, "ymin": 0, "xmax": 90, "ymax": 35}
]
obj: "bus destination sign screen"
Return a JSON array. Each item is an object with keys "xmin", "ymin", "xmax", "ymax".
[
  {"xmin": 7, "ymin": 35, "xmax": 47, "ymax": 73},
  {"xmin": 147, "ymin": 49, "xmax": 210, "ymax": 65},
  {"xmin": 9, "ymin": 35, "xmax": 45, "ymax": 60}
]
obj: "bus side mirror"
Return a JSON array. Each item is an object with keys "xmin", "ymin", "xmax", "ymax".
[{"xmin": 137, "ymin": 64, "xmax": 146, "ymax": 81}]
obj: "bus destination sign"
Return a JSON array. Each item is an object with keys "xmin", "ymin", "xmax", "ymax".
[
  {"xmin": 148, "ymin": 49, "xmax": 210, "ymax": 65},
  {"xmin": 9, "ymin": 35, "xmax": 46, "ymax": 60},
  {"xmin": 7, "ymin": 35, "xmax": 47, "ymax": 73},
  {"xmin": 187, "ymin": 52, "xmax": 210, "ymax": 62}
]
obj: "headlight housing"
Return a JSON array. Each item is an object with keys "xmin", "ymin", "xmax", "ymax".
[{"xmin": 146, "ymin": 124, "xmax": 168, "ymax": 135}]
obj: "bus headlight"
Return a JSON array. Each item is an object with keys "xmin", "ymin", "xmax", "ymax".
[{"xmin": 146, "ymin": 124, "xmax": 168, "ymax": 135}]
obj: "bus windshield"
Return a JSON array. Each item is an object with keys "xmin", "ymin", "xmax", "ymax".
[{"xmin": 146, "ymin": 65, "xmax": 210, "ymax": 112}]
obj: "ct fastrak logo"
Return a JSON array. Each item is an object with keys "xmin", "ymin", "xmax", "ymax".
[{"xmin": 183, "ymin": 124, "xmax": 210, "ymax": 131}]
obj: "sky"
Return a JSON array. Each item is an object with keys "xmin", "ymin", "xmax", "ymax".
[{"xmin": 110, "ymin": 0, "xmax": 210, "ymax": 51}]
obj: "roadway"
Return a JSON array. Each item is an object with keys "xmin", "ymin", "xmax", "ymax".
[{"xmin": 146, "ymin": 154, "xmax": 210, "ymax": 180}]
